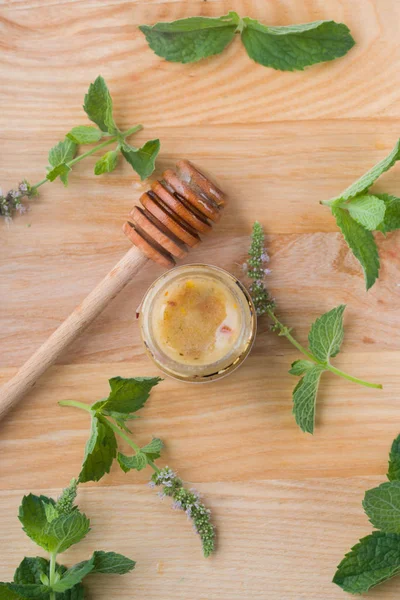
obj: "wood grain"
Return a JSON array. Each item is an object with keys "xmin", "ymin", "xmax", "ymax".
[{"xmin": 1, "ymin": 1, "xmax": 400, "ymax": 599}]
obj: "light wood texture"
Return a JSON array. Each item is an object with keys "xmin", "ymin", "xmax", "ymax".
[{"xmin": 1, "ymin": 1, "xmax": 400, "ymax": 599}]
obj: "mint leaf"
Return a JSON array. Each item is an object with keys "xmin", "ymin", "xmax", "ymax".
[
  {"xmin": 4, "ymin": 584, "xmax": 48, "ymax": 599},
  {"xmin": 0, "ymin": 585, "xmax": 25, "ymax": 600},
  {"xmin": 52, "ymin": 559, "xmax": 94, "ymax": 593},
  {"xmin": 48, "ymin": 138, "xmax": 77, "ymax": 186},
  {"xmin": 83, "ymin": 76, "xmax": 116, "ymax": 134},
  {"xmin": 288, "ymin": 360, "xmax": 315, "ymax": 376},
  {"xmin": 333, "ymin": 138, "xmax": 400, "ymax": 202},
  {"xmin": 67, "ymin": 126, "xmax": 102, "ymax": 145},
  {"xmin": 121, "ymin": 139, "xmax": 160, "ymax": 181},
  {"xmin": 388, "ymin": 434, "xmax": 400, "ymax": 481},
  {"xmin": 78, "ymin": 415, "xmax": 117, "ymax": 483},
  {"xmin": 91, "ymin": 551, "xmax": 135, "ymax": 574},
  {"xmin": 94, "ymin": 151, "xmax": 119, "ymax": 176},
  {"xmin": 363, "ymin": 481, "xmax": 400, "ymax": 534},
  {"xmin": 18, "ymin": 495, "xmax": 57, "ymax": 551},
  {"xmin": 292, "ymin": 365, "xmax": 325, "ymax": 434},
  {"xmin": 141, "ymin": 438, "xmax": 163, "ymax": 461},
  {"xmin": 14, "ymin": 558, "xmax": 48, "ymax": 585},
  {"xmin": 139, "ymin": 13, "xmax": 239, "ymax": 63},
  {"xmin": 333, "ymin": 206, "xmax": 380, "ymax": 290},
  {"xmin": 98, "ymin": 376, "xmax": 161, "ymax": 415},
  {"xmin": 117, "ymin": 451, "xmax": 148, "ymax": 472},
  {"xmin": 376, "ymin": 194, "xmax": 400, "ymax": 233},
  {"xmin": 333, "ymin": 531, "xmax": 400, "ymax": 593},
  {"xmin": 346, "ymin": 194, "xmax": 386, "ymax": 230},
  {"xmin": 44, "ymin": 510, "xmax": 90, "ymax": 554},
  {"xmin": 308, "ymin": 305, "xmax": 345, "ymax": 362},
  {"xmin": 241, "ymin": 19, "xmax": 354, "ymax": 71}
]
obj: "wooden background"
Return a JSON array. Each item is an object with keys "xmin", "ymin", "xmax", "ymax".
[{"xmin": 1, "ymin": 0, "xmax": 400, "ymax": 598}]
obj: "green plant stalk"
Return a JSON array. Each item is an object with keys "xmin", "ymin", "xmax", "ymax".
[
  {"xmin": 266, "ymin": 308, "xmax": 382, "ymax": 389},
  {"xmin": 59, "ymin": 400, "xmax": 160, "ymax": 473},
  {"xmin": 31, "ymin": 124, "xmax": 143, "ymax": 193},
  {"xmin": 49, "ymin": 551, "xmax": 57, "ymax": 600}
]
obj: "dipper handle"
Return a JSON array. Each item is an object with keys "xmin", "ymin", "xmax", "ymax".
[{"xmin": 0, "ymin": 246, "xmax": 147, "ymax": 420}]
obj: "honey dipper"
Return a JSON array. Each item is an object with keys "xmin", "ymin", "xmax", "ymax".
[{"xmin": 0, "ymin": 160, "xmax": 226, "ymax": 420}]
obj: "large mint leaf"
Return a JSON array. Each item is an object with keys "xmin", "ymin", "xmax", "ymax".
[
  {"xmin": 308, "ymin": 305, "xmax": 345, "ymax": 362},
  {"xmin": 91, "ymin": 551, "xmax": 135, "ymax": 574},
  {"xmin": 346, "ymin": 194, "xmax": 386, "ymax": 231},
  {"xmin": 388, "ymin": 434, "xmax": 400, "ymax": 482},
  {"xmin": 333, "ymin": 206, "xmax": 380, "ymax": 290},
  {"xmin": 333, "ymin": 531, "xmax": 400, "ymax": 593},
  {"xmin": 139, "ymin": 12, "xmax": 239, "ymax": 63},
  {"xmin": 44, "ymin": 510, "xmax": 90, "ymax": 554},
  {"xmin": 83, "ymin": 76, "xmax": 116, "ymax": 134},
  {"xmin": 363, "ymin": 481, "xmax": 400, "ymax": 533},
  {"xmin": 5, "ymin": 584, "xmax": 49, "ymax": 599},
  {"xmin": 18, "ymin": 495, "xmax": 58, "ymax": 551},
  {"xmin": 98, "ymin": 376, "xmax": 161, "ymax": 415},
  {"xmin": 376, "ymin": 194, "xmax": 400, "ymax": 234},
  {"xmin": 292, "ymin": 365, "xmax": 325, "ymax": 434},
  {"xmin": 48, "ymin": 138, "xmax": 77, "ymax": 186},
  {"xmin": 241, "ymin": 19, "xmax": 354, "ymax": 71},
  {"xmin": 0, "ymin": 584, "xmax": 25, "ymax": 599},
  {"xmin": 121, "ymin": 139, "xmax": 160, "ymax": 181},
  {"xmin": 78, "ymin": 415, "xmax": 117, "ymax": 483},
  {"xmin": 52, "ymin": 559, "xmax": 94, "ymax": 593},
  {"xmin": 13, "ymin": 558, "xmax": 48, "ymax": 585},
  {"xmin": 66, "ymin": 126, "xmax": 102, "ymax": 145}
]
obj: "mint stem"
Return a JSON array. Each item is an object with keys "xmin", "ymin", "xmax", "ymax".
[
  {"xmin": 49, "ymin": 551, "xmax": 57, "ymax": 600},
  {"xmin": 266, "ymin": 308, "xmax": 382, "ymax": 389},
  {"xmin": 31, "ymin": 124, "xmax": 143, "ymax": 193}
]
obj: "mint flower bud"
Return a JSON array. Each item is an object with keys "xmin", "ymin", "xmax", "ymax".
[{"xmin": 245, "ymin": 221, "xmax": 275, "ymax": 316}]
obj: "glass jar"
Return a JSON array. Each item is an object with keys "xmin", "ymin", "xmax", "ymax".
[{"xmin": 139, "ymin": 264, "xmax": 256, "ymax": 382}]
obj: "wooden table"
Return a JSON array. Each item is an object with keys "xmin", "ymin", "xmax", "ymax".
[{"xmin": 1, "ymin": 1, "xmax": 400, "ymax": 598}]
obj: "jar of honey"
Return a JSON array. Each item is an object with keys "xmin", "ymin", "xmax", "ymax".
[{"xmin": 139, "ymin": 264, "xmax": 256, "ymax": 382}]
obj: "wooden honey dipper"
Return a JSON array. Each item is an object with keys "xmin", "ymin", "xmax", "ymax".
[{"xmin": 0, "ymin": 160, "xmax": 226, "ymax": 420}]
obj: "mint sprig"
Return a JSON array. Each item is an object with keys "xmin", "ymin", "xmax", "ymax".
[
  {"xmin": 1, "ymin": 76, "xmax": 161, "ymax": 222},
  {"xmin": 139, "ymin": 12, "xmax": 355, "ymax": 71},
  {"xmin": 321, "ymin": 139, "xmax": 400, "ymax": 289},
  {"xmin": 245, "ymin": 222, "xmax": 382, "ymax": 434},
  {"xmin": 333, "ymin": 434, "xmax": 400, "ymax": 594},
  {"xmin": 59, "ymin": 376, "xmax": 215, "ymax": 558},
  {"xmin": 0, "ymin": 480, "xmax": 134, "ymax": 600}
]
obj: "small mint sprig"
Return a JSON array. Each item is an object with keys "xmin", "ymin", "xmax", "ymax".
[
  {"xmin": 334, "ymin": 433, "xmax": 400, "ymax": 594},
  {"xmin": 321, "ymin": 138, "xmax": 400, "ymax": 290},
  {"xmin": 59, "ymin": 376, "xmax": 216, "ymax": 558},
  {"xmin": 0, "ymin": 479, "xmax": 135, "ymax": 600},
  {"xmin": 139, "ymin": 12, "xmax": 355, "ymax": 71},
  {"xmin": 1, "ymin": 76, "xmax": 160, "ymax": 222},
  {"xmin": 246, "ymin": 222, "xmax": 382, "ymax": 434}
]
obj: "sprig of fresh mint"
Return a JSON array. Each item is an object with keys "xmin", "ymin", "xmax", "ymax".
[
  {"xmin": 321, "ymin": 139, "xmax": 400, "ymax": 289},
  {"xmin": 1, "ymin": 76, "xmax": 160, "ymax": 222},
  {"xmin": 59, "ymin": 376, "xmax": 215, "ymax": 558},
  {"xmin": 333, "ymin": 433, "xmax": 400, "ymax": 594},
  {"xmin": 139, "ymin": 11, "xmax": 355, "ymax": 71},
  {"xmin": 0, "ymin": 479, "xmax": 134, "ymax": 600},
  {"xmin": 245, "ymin": 222, "xmax": 382, "ymax": 434}
]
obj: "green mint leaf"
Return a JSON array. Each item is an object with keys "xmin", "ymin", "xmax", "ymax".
[
  {"xmin": 14, "ymin": 558, "xmax": 48, "ymax": 586},
  {"xmin": 139, "ymin": 12, "xmax": 240, "ymax": 63},
  {"xmin": 0, "ymin": 584, "xmax": 25, "ymax": 600},
  {"xmin": 332, "ymin": 138, "xmax": 400, "ymax": 202},
  {"xmin": 388, "ymin": 434, "xmax": 400, "ymax": 481},
  {"xmin": 332, "ymin": 206, "xmax": 380, "ymax": 290},
  {"xmin": 52, "ymin": 559, "xmax": 94, "ymax": 593},
  {"xmin": 117, "ymin": 451, "xmax": 148, "ymax": 472},
  {"xmin": 98, "ymin": 376, "xmax": 161, "ymax": 415},
  {"xmin": 288, "ymin": 360, "xmax": 315, "ymax": 376},
  {"xmin": 141, "ymin": 438, "xmax": 164, "ymax": 461},
  {"xmin": 308, "ymin": 305, "xmax": 345, "ymax": 362},
  {"xmin": 121, "ymin": 139, "xmax": 160, "ymax": 181},
  {"xmin": 18, "ymin": 494, "xmax": 57, "ymax": 551},
  {"xmin": 44, "ymin": 510, "xmax": 90, "ymax": 554},
  {"xmin": 5, "ymin": 584, "xmax": 49, "ymax": 599},
  {"xmin": 83, "ymin": 76, "xmax": 116, "ymax": 134},
  {"xmin": 66, "ymin": 126, "xmax": 103, "ymax": 145},
  {"xmin": 345, "ymin": 194, "xmax": 386, "ymax": 230},
  {"xmin": 78, "ymin": 415, "xmax": 117, "ymax": 483},
  {"xmin": 48, "ymin": 138, "xmax": 77, "ymax": 186},
  {"xmin": 91, "ymin": 551, "xmax": 135, "ymax": 574},
  {"xmin": 333, "ymin": 531, "xmax": 400, "ymax": 593},
  {"xmin": 363, "ymin": 481, "xmax": 400, "ymax": 533},
  {"xmin": 241, "ymin": 19, "xmax": 354, "ymax": 71},
  {"xmin": 292, "ymin": 365, "xmax": 325, "ymax": 434},
  {"xmin": 94, "ymin": 151, "xmax": 119, "ymax": 176},
  {"xmin": 375, "ymin": 194, "xmax": 400, "ymax": 233}
]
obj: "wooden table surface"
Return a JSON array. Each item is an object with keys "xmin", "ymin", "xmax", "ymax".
[{"xmin": 1, "ymin": 1, "xmax": 400, "ymax": 598}]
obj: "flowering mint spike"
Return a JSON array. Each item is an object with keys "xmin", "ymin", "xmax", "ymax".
[
  {"xmin": 56, "ymin": 479, "xmax": 78, "ymax": 515},
  {"xmin": 247, "ymin": 221, "xmax": 275, "ymax": 316},
  {"xmin": 151, "ymin": 467, "xmax": 215, "ymax": 557}
]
